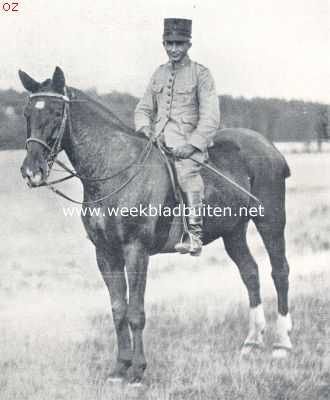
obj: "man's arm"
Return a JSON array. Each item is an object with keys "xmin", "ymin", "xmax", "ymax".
[
  {"xmin": 188, "ymin": 67, "xmax": 220, "ymax": 152},
  {"xmin": 134, "ymin": 75, "xmax": 157, "ymax": 137}
]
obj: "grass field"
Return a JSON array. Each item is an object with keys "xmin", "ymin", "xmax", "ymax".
[{"xmin": 0, "ymin": 151, "xmax": 329, "ymax": 399}]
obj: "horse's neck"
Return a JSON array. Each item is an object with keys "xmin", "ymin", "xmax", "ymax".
[{"xmin": 63, "ymin": 99, "xmax": 142, "ymax": 180}]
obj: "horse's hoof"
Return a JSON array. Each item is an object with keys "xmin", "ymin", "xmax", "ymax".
[
  {"xmin": 107, "ymin": 360, "xmax": 131, "ymax": 383},
  {"xmin": 126, "ymin": 381, "xmax": 148, "ymax": 400},
  {"xmin": 241, "ymin": 346, "xmax": 254, "ymax": 357},
  {"xmin": 106, "ymin": 375, "xmax": 125, "ymax": 384},
  {"xmin": 272, "ymin": 347, "xmax": 291, "ymax": 359},
  {"xmin": 101, "ymin": 376, "xmax": 124, "ymax": 399},
  {"xmin": 127, "ymin": 371, "xmax": 146, "ymax": 389},
  {"xmin": 240, "ymin": 342, "xmax": 264, "ymax": 358},
  {"xmin": 127, "ymin": 373, "xmax": 144, "ymax": 386},
  {"xmin": 128, "ymin": 381, "xmax": 144, "ymax": 388}
]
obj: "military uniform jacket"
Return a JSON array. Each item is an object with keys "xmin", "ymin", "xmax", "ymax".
[{"xmin": 135, "ymin": 56, "xmax": 220, "ymax": 153}]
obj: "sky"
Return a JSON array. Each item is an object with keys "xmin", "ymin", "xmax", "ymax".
[{"xmin": 0, "ymin": 0, "xmax": 329, "ymax": 103}]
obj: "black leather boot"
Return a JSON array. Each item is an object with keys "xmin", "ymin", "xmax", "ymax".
[{"xmin": 175, "ymin": 191, "xmax": 203, "ymax": 256}]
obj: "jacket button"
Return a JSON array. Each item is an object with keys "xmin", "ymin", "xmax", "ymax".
[
  {"xmin": 167, "ymin": 92, "xmax": 171, "ymax": 96},
  {"xmin": 167, "ymin": 85, "xmax": 171, "ymax": 89}
]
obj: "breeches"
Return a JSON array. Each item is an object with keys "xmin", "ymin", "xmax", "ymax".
[
  {"xmin": 174, "ymin": 152, "xmax": 206, "ymax": 193},
  {"xmin": 161, "ymin": 128, "xmax": 206, "ymax": 193}
]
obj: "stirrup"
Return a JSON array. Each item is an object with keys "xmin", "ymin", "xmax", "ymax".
[{"xmin": 175, "ymin": 230, "xmax": 202, "ymax": 256}]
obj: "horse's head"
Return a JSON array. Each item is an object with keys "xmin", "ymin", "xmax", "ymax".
[{"xmin": 19, "ymin": 66, "xmax": 69, "ymax": 187}]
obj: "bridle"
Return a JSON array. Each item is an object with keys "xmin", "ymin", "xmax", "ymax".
[
  {"xmin": 25, "ymin": 91, "xmax": 71, "ymax": 174},
  {"xmin": 24, "ymin": 89, "xmax": 153, "ymax": 205}
]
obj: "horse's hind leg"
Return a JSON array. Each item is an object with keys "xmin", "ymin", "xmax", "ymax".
[
  {"xmin": 223, "ymin": 223, "xmax": 266, "ymax": 356},
  {"xmin": 96, "ymin": 247, "xmax": 132, "ymax": 381},
  {"xmin": 254, "ymin": 218, "xmax": 292, "ymax": 358},
  {"xmin": 253, "ymin": 177, "xmax": 292, "ymax": 359}
]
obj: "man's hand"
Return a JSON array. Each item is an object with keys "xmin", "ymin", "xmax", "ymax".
[
  {"xmin": 172, "ymin": 144, "xmax": 197, "ymax": 159},
  {"xmin": 138, "ymin": 126, "xmax": 156, "ymax": 142}
]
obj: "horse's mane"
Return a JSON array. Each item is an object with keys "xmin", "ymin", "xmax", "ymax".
[{"xmin": 68, "ymin": 87, "xmax": 143, "ymax": 138}]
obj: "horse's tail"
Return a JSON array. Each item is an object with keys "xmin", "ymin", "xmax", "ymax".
[{"xmin": 271, "ymin": 141, "xmax": 291, "ymax": 178}]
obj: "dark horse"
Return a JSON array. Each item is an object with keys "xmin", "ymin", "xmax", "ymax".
[{"xmin": 19, "ymin": 67, "xmax": 292, "ymax": 384}]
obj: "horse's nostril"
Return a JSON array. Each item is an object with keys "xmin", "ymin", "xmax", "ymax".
[
  {"xmin": 24, "ymin": 177, "xmax": 32, "ymax": 188},
  {"xmin": 25, "ymin": 168, "xmax": 34, "ymax": 178}
]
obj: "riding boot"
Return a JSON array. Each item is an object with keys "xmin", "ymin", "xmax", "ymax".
[{"xmin": 175, "ymin": 191, "xmax": 203, "ymax": 256}]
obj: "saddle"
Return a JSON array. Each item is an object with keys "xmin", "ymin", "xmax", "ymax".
[
  {"xmin": 156, "ymin": 141, "xmax": 180, "ymax": 199},
  {"xmin": 155, "ymin": 140, "xmax": 195, "ymax": 245}
]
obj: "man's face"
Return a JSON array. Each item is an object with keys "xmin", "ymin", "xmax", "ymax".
[{"xmin": 163, "ymin": 40, "xmax": 192, "ymax": 64}]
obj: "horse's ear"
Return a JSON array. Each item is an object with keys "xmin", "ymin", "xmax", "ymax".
[
  {"xmin": 52, "ymin": 66, "xmax": 65, "ymax": 93},
  {"xmin": 18, "ymin": 70, "xmax": 40, "ymax": 93}
]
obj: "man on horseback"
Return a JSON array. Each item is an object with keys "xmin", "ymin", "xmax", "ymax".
[{"xmin": 135, "ymin": 18, "xmax": 220, "ymax": 255}]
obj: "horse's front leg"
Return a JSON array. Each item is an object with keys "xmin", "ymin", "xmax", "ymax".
[
  {"xmin": 123, "ymin": 239, "xmax": 149, "ymax": 385},
  {"xmin": 96, "ymin": 246, "xmax": 132, "ymax": 381}
]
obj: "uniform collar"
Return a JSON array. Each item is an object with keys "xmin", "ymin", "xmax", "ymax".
[{"xmin": 167, "ymin": 55, "xmax": 191, "ymax": 70}]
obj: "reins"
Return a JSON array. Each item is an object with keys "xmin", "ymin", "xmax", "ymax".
[
  {"xmin": 48, "ymin": 139, "xmax": 153, "ymax": 205},
  {"xmin": 158, "ymin": 141, "xmax": 262, "ymax": 206}
]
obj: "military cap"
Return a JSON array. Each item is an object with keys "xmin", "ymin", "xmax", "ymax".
[{"xmin": 163, "ymin": 18, "xmax": 192, "ymax": 42}]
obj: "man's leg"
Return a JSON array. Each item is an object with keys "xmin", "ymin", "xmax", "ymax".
[{"xmin": 174, "ymin": 156, "xmax": 205, "ymax": 256}]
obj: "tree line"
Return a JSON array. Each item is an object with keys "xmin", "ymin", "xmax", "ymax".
[{"xmin": 0, "ymin": 88, "xmax": 328, "ymax": 150}]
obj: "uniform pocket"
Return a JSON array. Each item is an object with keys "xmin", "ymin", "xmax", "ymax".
[
  {"xmin": 174, "ymin": 84, "xmax": 196, "ymax": 94},
  {"xmin": 174, "ymin": 84, "xmax": 197, "ymax": 106}
]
